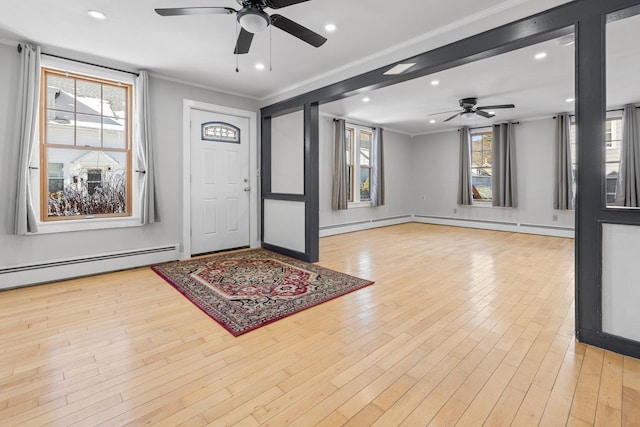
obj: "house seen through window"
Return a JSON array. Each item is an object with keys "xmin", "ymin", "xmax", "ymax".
[
  {"xmin": 470, "ymin": 128, "xmax": 493, "ymax": 202},
  {"xmin": 41, "ymin": 67, "xmax": 132, "ymax": 220},
  {"xmin": 345, "ymin": 124, "xmax": 373, "ymax": 203}
]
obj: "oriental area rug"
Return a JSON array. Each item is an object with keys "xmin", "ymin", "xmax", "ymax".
[{"xmin": 151, "ymin": 248, "xmax": 373, "ymax": 336}]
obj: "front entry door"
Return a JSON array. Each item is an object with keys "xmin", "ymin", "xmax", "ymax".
[{"xmin": 190, "ymin": 109, "xmax": 250, "ymax": 255}]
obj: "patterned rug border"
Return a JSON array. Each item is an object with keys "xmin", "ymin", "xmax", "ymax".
[{"xmin": 151, "ymin": 248, "xmax": 374, "ymax": 336}]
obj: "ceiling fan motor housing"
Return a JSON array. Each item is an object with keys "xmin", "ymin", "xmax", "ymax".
[{"xmin": 459, "ymin": 97, "xmax": 478, "ymax": 108}]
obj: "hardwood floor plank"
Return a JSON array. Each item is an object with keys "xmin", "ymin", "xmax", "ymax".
[
  {"xmin": 569, "ymin": 345, "xmax": 605, "ymax": 425},
  {"xmin": 1, "ymin": 224, "xmax": 638, "ymax": 426}
]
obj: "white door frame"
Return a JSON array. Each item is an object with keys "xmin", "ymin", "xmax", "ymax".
[{"xmin": 182, "ymin": 99, "xmax": 259, "ymax": 259}]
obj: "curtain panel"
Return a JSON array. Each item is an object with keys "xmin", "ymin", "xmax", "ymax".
[
  {"xmin": 135, "ymin": 70, "xmax": 159, "ymax": 223},
  {"xmin": 331, "ymin": 119, "xmax": 348, "ymax": 210},
  {"xmin": 14, "ymin": 43, "xmax": 41, "ymax": 235},
  {"xmin": 492, "ymin": 122, "xmax": 517, "ymax": 207},
  {"xmin": 458, "ymin": 127, "xmax": 473, "ymax": 205},
  {"xmin": 554, "ymin": 113, "xmax": 575, "ymax": 210},
  {"xmin": 615, "ymin": 104, "xmax": 640, "ymax": 207},
  {"xmin": 371, "ymin": 127, "xmax": 385, "ymax": 206}
]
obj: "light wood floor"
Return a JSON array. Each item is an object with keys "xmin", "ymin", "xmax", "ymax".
[{"xmin": 1, "ymin": 223, "xmax": 639, "ymax": 426}]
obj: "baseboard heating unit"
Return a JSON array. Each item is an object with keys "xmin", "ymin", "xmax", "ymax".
[
  {"xmin": 0, "ymin": 244, "xmax": 180, "ymax": 290},
  {"xmin": 319, "ymin": 215, "xmax": 412, "ymax": 237}
]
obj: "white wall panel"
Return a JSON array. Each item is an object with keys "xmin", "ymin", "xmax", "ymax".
[
  {"xmin": 271, "ymin": 110, "xmax": 304, "ymax": 194},
  {"xmin": 602, "ymin": 223, "xmax": 640, "ymax": 342},
  {"xmin": 263, "ymin": 199, "xmax": 305, "ymax": 253}
]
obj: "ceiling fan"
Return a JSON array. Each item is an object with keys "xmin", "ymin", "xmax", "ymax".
[
  {"xmin": 155, "ymin": 0, "xmax": 327, "ymax": 54},
  {"xmin": 430, "ymin": 97, "xmax": 515, "ymax": 122}
]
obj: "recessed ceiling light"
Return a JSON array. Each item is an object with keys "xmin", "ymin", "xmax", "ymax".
[
  {"xmin": 255, "ymin": 63, "xmax": 265, "ymax": 70},
  {"xmin": 324, "ymin": 23, "xmax": 336, "ymax": 32},
  {"xmin": 429, "ymin": 119, "xmax": 436, "ymax": 124},
  {"xmin": 566, "ymin": 97, "xmax": 575, "ymax": 103},
  {"xmin": 362, "ymin": 97, "xmax": 370, "ymax": 103},
  {"xmin": 431, "ymin": 80, "xmax": 439, "ymax": 86},
  {"xmin": 383, "ymin": 63, "xmax": 416, "ymax": 75},
  {"xmin": 535, "ymin": 52, "xmax": 547, "ymax": 60},
  {"xmin": 88, "ymin": 10, "xmax": 107, "ymax": 20}
]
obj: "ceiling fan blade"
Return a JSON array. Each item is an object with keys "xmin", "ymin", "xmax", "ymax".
[
  {"xmin": 427, "ymin": 109, "xmax": 460, "ymax": 116},
  {"xmin": 265, "ymin": 0, "xmax": 311, "ymax": 9},
  {"xmin": 234, "ymin": 28, "xmax": 254, "ymax": 54},
  {"xmin": 155, "ymin": 7, "xmax": 235, "ymax": 16},
  {"xmin": 476, "ymin": 104, "xmax": 515, "ymax": 110},
  {"xmin": 444, "ymin": 112, "xmax": 461, "ymax": 122},
  {"xmin": 270, "ymin": 14, "xmax": 327, "ymax": 47},
  {"xmin": 476, "ymin": 110, "xmax": 495, "ymax": 119}
]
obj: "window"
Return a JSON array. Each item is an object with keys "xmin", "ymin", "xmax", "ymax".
[
  {"xmin": 570, "ymin": 115, "xmax": 622, "ymax": 205},
  {"xmin": 40, "ymin": 67, "xmax": 132, "ymax": 220},
  {"xmin": 345, "ymin": 124, "xmax": 373, "ymax": 204},
  {"xmin": 470, "ymin": 129, "xmax": 493, "ymax": 202},
  {"xmin": 202, "ymin": 122, "xmax": 240, "ymax": 143},
  {"xmin": 345, "ymin": 127, "xmax": 353, "ymax": 202}
]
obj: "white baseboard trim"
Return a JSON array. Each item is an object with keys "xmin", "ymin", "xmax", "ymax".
[
  {"xmin": 413, "ymin": 215, "xmax": 575, "ymax": 238},
  {"xmin": 0, "ymin": 244, "xmax": 180, "ymax": 290},
  {"xmin": 319, "ymin": 215, "xmax": 412, "ymax": 237}
]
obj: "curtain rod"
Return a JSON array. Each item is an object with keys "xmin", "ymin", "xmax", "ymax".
[
  {"xmin": 333, "ymin": 118, "xmax": 378, "ymax": 130},
  {"xmin": 457, "ymin": 122, "xmax": 520, "ymax": 131},
  {"xmin": 554, "ymin": 106, "xmax": 640, "ymax": 118},
  {"xmin": 17, "ymin": 43, "xmax": 139, "ymax": 77}
]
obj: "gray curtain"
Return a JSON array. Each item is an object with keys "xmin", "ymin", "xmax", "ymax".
[
  {"xmin": 615, "ymin": 105, "xmax": 640, "ymax": 207},
  {"xmin": 554, "ymin": 113, "xmax": 574, "ymax": 210},
  {"xmin": 492, "ymin": 122, "xmax": 517, "ymax": 207},
  {"xmin": 458, "ymin": 127, "xmax": 473, "ymax": 205},
  {"xmin": 135, "ymin": 70, "xmax": 159, "ymax": 223},
  {"xmin": 331, "ymin": 119, "xmax": 348, "ymax": 210},
  {"xmin": 14, "ymin": 43, "xmax": 41, "ymax": 235},
  {"xmin": 371, "ymin": 127, "xmax": 385, "ymax": 206}
]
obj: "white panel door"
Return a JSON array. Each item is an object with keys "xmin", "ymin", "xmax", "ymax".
[{"xmin": 190, "ymin": 109, "xmax": 249, "ymax": 255}]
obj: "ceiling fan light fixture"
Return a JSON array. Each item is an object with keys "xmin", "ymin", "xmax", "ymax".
[
  {"xmin": 237, "ymin": 7, "xmax": 270, "ymax": 33},
  {"xmin": 462, "ymin": 111, "xmax": 475, "ymax": 119}
]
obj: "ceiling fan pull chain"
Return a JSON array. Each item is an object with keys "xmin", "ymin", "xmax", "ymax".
[
  {"xmin": 235, "ymin": 19, "xmax": 240, "ymax": 72},
  {"xmin": 269, "ymin": 24, "xmax": 272, "ymax": 72}
]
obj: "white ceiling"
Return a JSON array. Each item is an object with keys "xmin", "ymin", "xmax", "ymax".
[
  {"xmin": 321, "ymin": 35, "xmax": 577, "ymax": 135},
  {"xmin": 322, "ymin": 11, "xmax": 640, "ymax": 135},
  {"xmin": 1, "ymin": 0, "xmax": 638, "ymax": 135}
]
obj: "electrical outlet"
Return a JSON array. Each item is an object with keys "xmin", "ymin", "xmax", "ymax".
[
  {"xmin": 453, "ymin": 208, "xmax": 457, "ymax": 214},
  {"xmin": 552, "ymin": 214, "xmax": 558, "ymax": 221}
]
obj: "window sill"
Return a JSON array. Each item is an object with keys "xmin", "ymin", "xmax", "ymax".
[
  {"xmin": 30, "ymin": 216, "xmax": 142, "ymax": 235},
  {"xmin": 348, "ymin": 201, "xmax": 372, "ymax": 209},
  {"xmin": 471, "ymin": 201, "xmax": 493, "ymax": 207}
]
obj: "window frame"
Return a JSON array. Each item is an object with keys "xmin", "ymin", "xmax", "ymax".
[
  {"xmin": 345, "ymin": 123, "xmax": 374, "ymax": 206},
  {"xmin": 30, "ymin": 58, "xmax": 141, "ymax": 234},
  {"xmin": 345, "ymin": 127, "xmax": 354, "ymax": 203},
  {"xmin": 470, "ymin": 127, "xmax": 493, "ymax": 204},
  {"xmin": 40, "ymin": 67, "xmax": 133, "ymax": 221},
  {"xmin": 570, "ymin": 112, "xmax": 622, "ymax": 206}
]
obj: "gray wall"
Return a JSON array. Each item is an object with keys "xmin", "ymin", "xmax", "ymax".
[
  {"xmin": 411, "ymin": 118, "xmax": 575, "ymax": 232},
  {"xmin": 318, "ymin": 116, "xmax": 413, "ymax": 231},
  {"xmin": 0, "ymin": 43, "xmax": 259, "ymax": 268}
]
